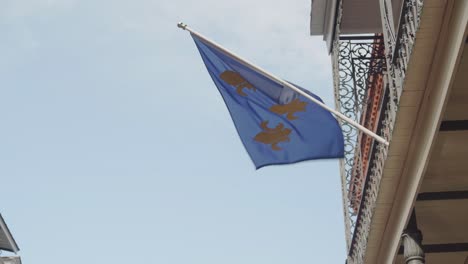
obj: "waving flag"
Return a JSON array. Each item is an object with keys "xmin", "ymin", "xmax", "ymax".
[{"xmin": 191, "ymin": 34, "xmax": 344, "ymax": 169}]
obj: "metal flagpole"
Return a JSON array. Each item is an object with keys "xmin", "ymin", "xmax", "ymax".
[{"xmin": 177, "ymin": 22, "xmax": 390, "ymax": 146}]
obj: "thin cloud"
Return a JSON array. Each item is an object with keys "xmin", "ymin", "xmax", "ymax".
[{"xmin": 97, "ymin": 0, "xmax": 333, "ymax": 94}]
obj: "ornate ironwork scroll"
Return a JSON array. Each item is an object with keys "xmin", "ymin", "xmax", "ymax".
[
  {"xmin": 381, "ymin": 0, "xmax": 424, "ymax": 106},
  {"xmin": 392, "ymin": 0, "xmax": 424, "ymax": 86},
  {"xmin": 332, "ymin": 35, "xmax": 386, "ymax": 248},
  {"xmin": 347, "ymin": 87, "xmax": 393, "ymax": 264}
]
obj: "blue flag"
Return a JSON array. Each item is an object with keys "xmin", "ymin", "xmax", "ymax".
[{"xmin": 192, "ymin": 34, "xmax": 344, "ymax": 169}]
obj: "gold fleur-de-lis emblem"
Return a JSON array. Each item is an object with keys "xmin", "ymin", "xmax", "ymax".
[
  {"xmin": 219, "ymin": 70, "xmax": 256, "ymax": 96},
  {"xmin": 269, "ymin": 98, "xmax": 307, "ymax": 120},
  {"xmin": 254, "ymin": 121, "xmax": 291, "ymax": 151}
]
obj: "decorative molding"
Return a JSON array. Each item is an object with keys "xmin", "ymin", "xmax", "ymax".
[
  {"xmin": 401, "ymin": 210, "xmax": 425, "ymax": 264},
  {"xmin": 402, "ymin": 233, "xmax": 425, "ymax": 264}
]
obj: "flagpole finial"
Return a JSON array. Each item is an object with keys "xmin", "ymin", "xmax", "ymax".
[{"xmin": 177, "ymin": 22, "xmax": 187, "ymax": 30}]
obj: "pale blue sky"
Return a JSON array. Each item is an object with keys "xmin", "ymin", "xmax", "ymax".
[{"xmin": 0, "ymin": 0, "xmax": 346, "ymax": 263}]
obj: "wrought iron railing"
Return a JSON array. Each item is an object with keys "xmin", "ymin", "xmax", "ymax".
[
  {"xmin": 333, "ymin": 35, "xmax": 387, "ymax": 247},
  {"xmin": 381, "ymin": 0, "xmax": 423, "ymax": 103},
  {"xmin": 392, "ymin": 0, "xmax": 424, "ymax": 90},
  {"xmin": 348, "ymin": 86, "xmax": 393, "ymax": 264}
]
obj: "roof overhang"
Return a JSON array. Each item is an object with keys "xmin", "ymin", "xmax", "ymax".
[
  {"xmin": 309, "ymin": 0, "xmax": 338, "ymax": 53},
  {"xmin": 0, "ymin": 215, "xmax": 19, "ymax": 254},
  {"xmin": 310, "ymin": 0, "xmax": 385, "ymax": 53}
]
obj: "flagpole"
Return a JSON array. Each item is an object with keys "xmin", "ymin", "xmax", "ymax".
[{"xmin": 177, "ymin": 22, "xmax": 390, "ymax": 146}]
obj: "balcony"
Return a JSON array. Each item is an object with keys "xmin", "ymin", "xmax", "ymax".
[{"xmin": 329, "ymin": 0, "xmax": 425, "ymax": 262}]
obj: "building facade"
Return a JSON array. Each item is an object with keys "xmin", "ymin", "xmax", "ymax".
[{"xmin": 311, "ymin": 0, "xmax": 468, "ymax": 263}]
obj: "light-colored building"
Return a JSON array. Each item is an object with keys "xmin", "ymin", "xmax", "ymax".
[
  {"xmin": 0, "ymin": 214, "xmax": 21, "ymax": 264},
  {"xmin": 310, "ymin": 0, "xmax": 468, "ymax": 263}
]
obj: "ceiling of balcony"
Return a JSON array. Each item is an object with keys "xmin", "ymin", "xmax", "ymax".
[
  {"xmin": 419, "ymin": 131, "xmax": 468, "ymax": 193},
  {"xmin": 310, "ymin": 0, "xmax": 385, "ymax": 35},
  {"xmin": 341, "ymin": 0, "xmax": 382, "ymax": 34},
  {"xmin": 394, "ymin": 39, "xmax": 468, "ymax": 264},
  {"xmin": 420, "ymin": 40, "xmax": 468, "ymax": 193},
  {"xmin": 443, "ymin": 40, "xmax": 468, "ymax": 121}
]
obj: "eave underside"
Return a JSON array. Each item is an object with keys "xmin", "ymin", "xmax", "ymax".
[
  {"xmin": 360, "ymin": 0, "xmax": 468, "ymax": 263},
  {"xmin": 393, "ymin": 33, "xmax": 468, "ymax": 264}
]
